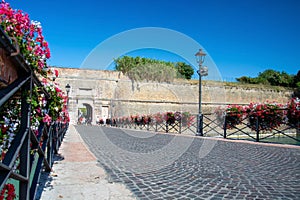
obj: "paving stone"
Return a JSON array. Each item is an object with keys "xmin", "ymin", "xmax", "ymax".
[{"xmin": 76, "ymin": 125, "xmax": 300, "ymax": 200}]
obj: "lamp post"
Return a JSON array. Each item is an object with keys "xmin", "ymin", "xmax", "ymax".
[
  {"xmin": 65, "ymin": 83, "xmax": 71, "ymax": 107},
  {"xmin": 110, "ymin": 80, "xmax": 119, "ymax": 126},
  {"xmin": 195, "ymin": 49, "xmax": 208, "ymax": 136},
  {"xmin": 110, "ymin": 99, "xmax": 115, "ymax": 126}
]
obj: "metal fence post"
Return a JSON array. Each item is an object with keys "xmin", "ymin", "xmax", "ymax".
[
  {"xmin": 19, "ymin": 77, "xmax": 32, "ymax": 200},
  {"xmin": 179, "ymin": 121, "xmax": 182, "ymax": 134},
  {"xmin": 256, "ymin": 117, "xmax": 260, "ymax": 142},
  {"xmin": 166, "ymin": 123, "xmax": 169, "ymax": 133},
  {"xmin": 297, "ymin": 121, "xmax": 300, "ymax": 137},
  {"xmin": 224, "ymin": 119, "xmax": 227, "ymax": 139}
]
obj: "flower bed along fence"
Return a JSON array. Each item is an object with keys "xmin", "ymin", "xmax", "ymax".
[
  {"xmin": 107, "ymin": 111, "xmax": 196, "ymax": 134},
  {"xmin": 214, "ymin": 100, "xmax": 300, "ymax": 143},
  {"xmin": 99, "ymin": 99, "xmax": 300, "ymax": 145}
]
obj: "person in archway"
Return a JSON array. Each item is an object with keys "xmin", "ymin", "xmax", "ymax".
[{"xmin": 87, "ymin": 117, "xmax": 92, "ymax": 125}]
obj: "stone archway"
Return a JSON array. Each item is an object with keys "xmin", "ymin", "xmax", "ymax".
[
  {"xmin": 77, "ymin": 101, "xmax": 94, "ymax": 124},
  {"xmin": 83, "ymin": 103, "xmax": 93, "ymax": 123}
]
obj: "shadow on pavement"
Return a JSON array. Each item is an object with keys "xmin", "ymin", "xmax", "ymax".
[{"xmin": 35, "ymin": 153, "xmax": 65, "ymax": 200}]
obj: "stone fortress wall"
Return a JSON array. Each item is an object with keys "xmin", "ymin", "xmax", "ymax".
[{"xmin": 55, "ymin": 67, "xmax": 293, "ymax": 124}]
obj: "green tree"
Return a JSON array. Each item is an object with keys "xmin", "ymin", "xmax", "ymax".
[
  {"xmin": 293, "ymin": 70, "xmax": 300, "ymax": 97},
  {"xmin": 175, "ymin": 62, "xmax": 194, "ymax": 79},
  {"xmin": 293, "ymin": 70, "xmax": 300, "ymax": 86},
  {"xmin": 236, "ymin": 76, "xmax": 260, "ymax": 84},
  {"xmin": 114, "ymin": 56, "xmax": 135, "ymax": 74},
  {"xmin": 127, "ymin": 63, "xmax": 177, "ymax": 83},
  {"xmin": 236, "ymin": 69, "xmax": 295, "ymax": 87},
  {"xmin": 114, "ymin": 56, "xmax": 194, "ymax": 82},
  {"xmin": 257, "ymin": 69, "xmax": 280, "ymax": 85},
  {"xmin": 257, "ymin": 69, "xmax": 294, "ymax": 87}
]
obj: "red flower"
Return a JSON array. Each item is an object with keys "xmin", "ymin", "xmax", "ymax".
[{"xmin": 0, "ymin": 183, "xmax": 16, "ymax": 200}]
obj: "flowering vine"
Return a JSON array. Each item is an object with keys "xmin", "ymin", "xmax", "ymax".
[
  {"xmin": 41, "ymin": 77, "xmax": 69, "ymax": 123},
  {"xmin": 0, "ymin": 0, "xmax": 69, "ymax": 138},
  {"xmin": 0, "ymin": 0, "xmax": 50, "ymax": 76},
  {"xmin": 0, "ymin": 1, "xmax": 69, "ymax": 198},
  {"xmin": 0, "ymin": 98, "xmax": 20, "ymax": 159}
]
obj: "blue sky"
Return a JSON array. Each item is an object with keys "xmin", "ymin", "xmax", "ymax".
[{"xmin": 9, "ymin": 0, "xmax": 300, "ymax": 80}]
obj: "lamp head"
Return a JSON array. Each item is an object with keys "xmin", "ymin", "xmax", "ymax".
[
  {"xmin": 195, "ymin": 49, "xmax": 206, "ymax": 64},
  {"xmin": 65, "ymin": 83, "xmax": 71, "ymax": 93}
]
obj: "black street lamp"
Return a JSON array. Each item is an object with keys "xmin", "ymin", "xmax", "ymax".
[
  {"xmin": 65, "ymin": 83, "xmax": 71, "ymax": 106},
  {"xmin": 110, "ymin": 99, "xmax": 115, "ymax": 126},
  {"xmin": 110, "ymin": 80, "xmax": 119, "ymax": 126},
  {"xmin": 195, "ymin": 49, "xmax": 208, "ymax": 136}
]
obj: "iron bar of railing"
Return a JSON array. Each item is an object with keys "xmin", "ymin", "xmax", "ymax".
[
  {"xmin": 47, "ymin": 125, "xmax": 54, "ymax": 168},
  {"xmin": 254, "ymin": 117, "xmax": 258, "ymax": 142},
  {"xmin": 179, "ymin": 122, "xmax": 182, "ymax": 134},
  {"xmin": 224, "ymin": 120, "xmax": 227, "ymax": 138},
  {"xmin": 18, "ymin": 73, "xmax": 32, "ymax": 200},
  {"xmin": 30, "ymin": 126, "xmax": 51, "ymax": 199},
  {"xmin": 202, "ymin": 115, "xmax": 222, "ymax": 136},
  {"xmin": 264, "ymin": 126, "xmax": 300, "ymax": 142},
  {"xmin": 0, "ymin": 78, "xmax": 31, "ymax": 193},
  {"xmin": 19, "ymin": 129, "xmax": 30, "ymax": 199},
  {"xmin": 0, "ymin": 75, "xmax": 30, "ymax": 107}
]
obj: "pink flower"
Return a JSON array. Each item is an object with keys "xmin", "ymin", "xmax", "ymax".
[
  {"xmin": 55, "ymin": 86, "xmax": 62, "ymax": 93},
  {"xmin": 53, "ymin": 69, "xmax": 58, "ymax": 77},
  {"xmin": 43, "ymin": 114, "xmax": 52, "ymax": 125},
  {"xmin": 45, "ymin": 48, "xmax": 51, "ymax": 59},
  {"xmin": 41, "ymin": 78, "xmax": 48, "ymax": 85}
]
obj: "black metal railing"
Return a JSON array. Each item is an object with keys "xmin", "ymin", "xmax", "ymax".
[
  {"xmin": 219, "ymin": 112, "xmax": 300, "ymax": 144},
  {"xmin": 0, "ymin": 27, "xmax": 68, "ymax": 200},
  {"xmin": 109, "ymin": 112, "xmax": 299, "ymax": 145},
  {"xmin": 112, "ymin": 119, "xmax": 186, "ymax": 134}
]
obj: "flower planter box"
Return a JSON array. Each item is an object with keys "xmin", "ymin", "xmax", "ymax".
[{"xmin": 0, "ymin": 48, "xmax": 18, "ymax": 88}]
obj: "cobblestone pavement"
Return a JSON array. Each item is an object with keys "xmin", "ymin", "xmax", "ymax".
[{"xmin": 75, "ymin": 125, "xmax": 300, "ymax": 200}]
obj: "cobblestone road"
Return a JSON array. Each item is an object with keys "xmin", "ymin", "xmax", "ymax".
[{"xmin": 75, "ymin": 125, "xmax": 300, "ymax": 200}]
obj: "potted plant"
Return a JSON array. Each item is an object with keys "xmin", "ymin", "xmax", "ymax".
[
  {"xmin": 215, "ymin": 105, "xmax": 244, "ymax": 129},
  {"xmin": 153, "ymin": 113, "xmax": 164, "ymax": 124},
  {"xmin": 287, "ymin": 97, "xmax": 300, "ymax": 129},
  {"xmin": 165, "ymin": 112, "xmax": 175, "ymax": 125},
  {"xmin": 247, "ymin": 102, "xmax": 284, "ymax": 131},
  {"xmin": 177, "ymin": 112, "xmax": 195, "ymax": 127}
]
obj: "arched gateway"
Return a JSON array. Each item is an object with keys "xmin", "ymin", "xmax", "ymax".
[{"xmin": 77, "ymin": 103, "xmax": 93, "ymax": 124}]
